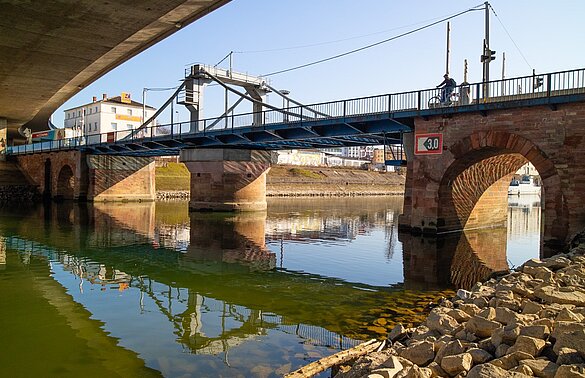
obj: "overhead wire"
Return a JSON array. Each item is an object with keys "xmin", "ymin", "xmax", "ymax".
[
  {"xmin": 233, "ymin": 9, "xmax": 484, "ymax": 54},
  {"xmin": 262, "ymin": 3, "xmax": 485, "ymax": 77},
  {"xmin": 488, "ymin": 4, "xmax": 533, "ymax": 70}
]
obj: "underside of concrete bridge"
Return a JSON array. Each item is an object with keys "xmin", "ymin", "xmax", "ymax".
[{"xmin": 0, "ymin": 0, "xmax": 230, "ymax": 140}]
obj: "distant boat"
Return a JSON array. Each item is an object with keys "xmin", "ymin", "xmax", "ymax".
[{"xmin": 508, "ymin": 175, "xmax": 541, "ymax": 195}]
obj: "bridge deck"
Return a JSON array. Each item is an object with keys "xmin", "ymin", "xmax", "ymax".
[{"xmin": 7, "ymin": 68, "xmax": 585, "ymax": 156}]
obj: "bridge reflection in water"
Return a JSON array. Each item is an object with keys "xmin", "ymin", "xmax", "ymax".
[{"xmin": 0, "ymin": 197, "xmax": 539, "ymax": 376}]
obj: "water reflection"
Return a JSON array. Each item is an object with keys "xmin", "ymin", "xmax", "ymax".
[{"xmin": 0, "ymin": 196, "xmax": 541, "ymax": 377}]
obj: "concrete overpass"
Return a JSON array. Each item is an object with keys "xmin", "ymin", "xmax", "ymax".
[{"xmin": 0, "ymin": 0, "xmax": 230, "ymax": 139}]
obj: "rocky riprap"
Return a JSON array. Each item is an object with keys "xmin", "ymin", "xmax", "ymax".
[{"xmin": 327, "ymin": 244, "xmax": 585, "ymax": 378}]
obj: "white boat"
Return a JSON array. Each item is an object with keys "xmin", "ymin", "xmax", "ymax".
[{"xmin": 508, "ymin": 175, "xmax": 541, "ymax": 195}]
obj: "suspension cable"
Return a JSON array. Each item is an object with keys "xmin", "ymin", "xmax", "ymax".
[
  {"xmin": 489, "ymin": 4, "xmax": 533, "ymax": 70},
  {"xmin": 262, "ymin": 3, "xmax": 484, "ymax": 77}
]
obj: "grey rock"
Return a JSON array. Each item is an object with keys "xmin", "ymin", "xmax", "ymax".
[{"xmin": 467, "ymin": 348, "xmax": 493, "ymax": 364}]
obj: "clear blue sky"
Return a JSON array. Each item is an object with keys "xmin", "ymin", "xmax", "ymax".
[{"xmin": 52, "ymin": 0, "xmax": 585, "ymax": 127}]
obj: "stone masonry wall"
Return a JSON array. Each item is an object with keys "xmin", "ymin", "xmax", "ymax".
[{"xmin": 401, "ymin": 102, "xmax": 585, "ymax": 249}]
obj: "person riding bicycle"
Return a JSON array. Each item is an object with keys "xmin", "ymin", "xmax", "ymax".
[{"xmin": 437, "ymin": 73, "xmax": 457, "ymax": 104}]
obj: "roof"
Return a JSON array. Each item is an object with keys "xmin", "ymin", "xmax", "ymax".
[{"xmin": 64, "ymin": 96, "xmax": 156, "ymax": 112}]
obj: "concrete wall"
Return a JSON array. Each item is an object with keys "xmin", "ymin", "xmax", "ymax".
[{"xmin": 400, "ymin": 102, "xmax": 585, "ymax": 251}]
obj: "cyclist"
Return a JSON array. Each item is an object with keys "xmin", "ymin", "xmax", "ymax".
[{"xmin": 436, "ymin": 74, "xmax": 457, "ymax": 104}]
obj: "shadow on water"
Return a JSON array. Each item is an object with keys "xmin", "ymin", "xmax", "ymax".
[{"xmin": 0, "ymin": 196, "xmax": 539, "ymax": 377}]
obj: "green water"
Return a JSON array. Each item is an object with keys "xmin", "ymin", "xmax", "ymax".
[{"xmin": 0, "ymin": 196, "xmax": 539, "ymax": 377}]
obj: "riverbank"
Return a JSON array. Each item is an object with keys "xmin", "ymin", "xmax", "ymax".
[
  {"xmin": 287, "ymin": 235, "xmax": 585, "ymax": 377},
  {"xmin": 155, "ymin": 163, "xmax": 406, "ymax": 198}
]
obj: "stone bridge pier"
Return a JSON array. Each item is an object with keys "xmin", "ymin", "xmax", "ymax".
[
  {"xmin": 399, "ymin": 102, "xmax": 585, "ymax": 255},
  {"xmin": 16, "ymin": 152, "xmax": 155, "ymax": 202},
  {"xmin": 180, "ymin": 148, "xmax": 275, "ymax": 212}
]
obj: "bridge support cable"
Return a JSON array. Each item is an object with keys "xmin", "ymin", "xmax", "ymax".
[
  {"xmin": 264, "ymin": 83, "xmax": 331, "ymax": 119},
  {"xmin": 120, "ymin": 82, "xmax": 187, "ymax": 141}
]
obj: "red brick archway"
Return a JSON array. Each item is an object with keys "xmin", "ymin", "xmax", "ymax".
[{"xmin": 439, "ymin": 131, "xmax": 566, "ymax": 251}]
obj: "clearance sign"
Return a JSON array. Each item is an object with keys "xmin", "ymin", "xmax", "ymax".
[{"xmin": 415, "ymin": 133, "xmax": 443, "ymax": 155}]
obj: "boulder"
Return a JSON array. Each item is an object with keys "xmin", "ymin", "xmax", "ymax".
[
  {"xmin": 467, "ymin": 348, "xmax": 493, "ymax": 364},
  {"xmin": 369, "ymin": 357, "xmax": 404, "ymax": 378},
  {"xmin": 554, "ymin": 364, "xmax": 585, "ymax": 378},
  {"xmin": 519, "ymin": 359, "xmax": 559, "ymax": 378},
  {"xmin": 495, "ymin": 307, "xmax": 517, "ymax": 325},
  {"xmin": 465, "ymin": 316, "xmax": 502, "ymax": 338},
  {"xmin": 448, "ymin": 309, "xmax": 472, "ymax": 323},
  {"xmin": 478, "ymin": 307, "xmax": 497, "ymax": 320},
  {"xmin": 426, "ymin": 311, "xmax": 460, "ymax": 336},
  {"xmin": 467, "ymin": 363, "xmax": 513, "ymax": 378},
  {"xmin": 557, "ymin": 348, "xmax": 585, "ymax": 365},
  {"xmin": 400, "ymin": 341, "xmax": 435, "ymax": 367},
  {"xmin": 434, "ymin": 340, "xmax": 466, "ymax": 364},
  {"xmin": 489, "ymin": 354, "xmax": 519, "ymax": 370},
  {"xmin": 426, "ymin": 362, "xmax": 447, "ymax": 378},
  {"xmin": 440, "ymin": 353, "xmax": 473, "ymax": 377},
  {"xmin": 403, "ymin": 365, "xmax": 433, "ymax": 378},
  {"xmin": 495, "ymin": 344, "xmax": 511, "ymax": 358},
  {"xmin": 556, "ymin": 308, "xmax": 584, "ymax": 322},
  {"xmin": 552, "ymin": 329, "xmax": 585, "ymax": 358},
  {"xmin": 523, "ymin": 300, "xmax": 545, "ymax": 315},
  {"xmin": 520, "ymin": 325, "xmax": 550, "ymax": 340},
  {"xmin": 534, "ymin": 286, "xmax": 585, "ymax": 306},
  {"xmin": 507, "ymin": 336, "xmax": 547, "ymax": 357},
  {"xmin": 389, "ymin": 324, "xmax": 408, "ymax": 342},
  {"xmin": 459, "ymin": 304, "xmax": 482, "ymax": 317},
  {"xmin": 492, "ymin": 325, "xmax": 521, "ymax": 347}
]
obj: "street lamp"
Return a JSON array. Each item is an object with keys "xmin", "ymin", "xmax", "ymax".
[{"xmin": 281, "ymin": 89, "xmax": 290, "ymax": 122}]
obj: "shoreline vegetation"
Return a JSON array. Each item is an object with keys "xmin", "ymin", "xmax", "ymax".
[
  {"xmin": 287, "ymin": 234, "xmax": 585, "ymax": 378},
  {"xmin": 155, "ymin": 163, "xmax": 406, "ymax": 199}
]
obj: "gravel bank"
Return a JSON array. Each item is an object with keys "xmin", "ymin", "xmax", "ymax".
[{"xmin": 288, "ymin": 234, "xmax": 585, "ymax": 378}]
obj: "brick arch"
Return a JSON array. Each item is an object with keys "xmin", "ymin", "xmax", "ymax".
[
  {"xmin": 438, "ymin": 131, "xmax": 567, "ymax": 251},
  {"xmin": 55, "ymin": 164, "xmax": 75, "ymax": 200}
]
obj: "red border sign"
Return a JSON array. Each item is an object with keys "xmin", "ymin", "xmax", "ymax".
[{"xmin": 415, "ymin": 133, "xmax": 443, "ymax": 155}]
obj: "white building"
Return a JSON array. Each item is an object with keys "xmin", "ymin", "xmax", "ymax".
[{"xmin": 64, "ymin": 93, "xmax": 156, "ymax": 143}]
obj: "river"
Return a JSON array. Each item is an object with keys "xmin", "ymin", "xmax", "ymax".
[{"xmin": 0, "ymin": 195, "xmax": 541, "ymax": 377}]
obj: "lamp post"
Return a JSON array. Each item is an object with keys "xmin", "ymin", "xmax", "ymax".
[{"xmin": 281, "ymin": 89, "xmax": 290, "ymax": 122}]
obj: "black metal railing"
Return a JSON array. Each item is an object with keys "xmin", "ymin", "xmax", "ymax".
[{"xmin": 8, "ymin": 67, "xmax": 585, "ymax": 155}]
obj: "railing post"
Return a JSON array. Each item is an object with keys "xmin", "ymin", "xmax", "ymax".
[
  {"xmin": 417, "ymin": 91, "xmax": 421, "ymax": 110},
  {"xmin": 387, "ymin": 94, "xmax": 392, "ymax": 113},
  {"xmin": 343, "ymin": 100, "xmax": 346, "ymax": 118},
  {"xmin": 475, "ymin": 83, "xmax": 481, "ymax": 105},
  {"xmin": 546, "ymin": 73, "xmax": 552, "ymax": 98}
]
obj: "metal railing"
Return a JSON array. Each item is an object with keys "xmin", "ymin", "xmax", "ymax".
[{"xmin": 8, "ymin": 68, "xmax": 585, "ymax": 155}]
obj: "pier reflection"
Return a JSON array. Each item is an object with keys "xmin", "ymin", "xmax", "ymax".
[
  {"xmin": 400, "ymin": 227, "xmax": 509, "ymax": 290},
  {"xmin": 0, "ymin": 196, "xmax": 539, "ymax": 375}
]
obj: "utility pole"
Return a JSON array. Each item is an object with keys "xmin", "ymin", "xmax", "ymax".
[
  {"xmin": 481, "ymin": 1, "xmax": 496, "ymax": 98},
  {"xmin": 445, "ymin": 22, "xmax": 451, "ymax": 75},
  {"xmin": 501, "ymin": 52, "xmax": 506, "ymax": 95}
]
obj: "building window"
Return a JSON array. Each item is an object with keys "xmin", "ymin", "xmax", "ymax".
[
  {"xmin": 111, "ymin": 123, "xmax": 117, "ymax": 131},
  {"xmin": 94, "ymin": 123, "xmax": 98, "ymax": 131},
  {"xmin": 88, "ymin": 108, "xmax": 92, "ymax": 114},
  {"xmin": 95, "ymin": 106, "xmax": 98, "ymax": 113},
  {"xmin": 77, "ymin": 110, "xmax": 81, "ymax": 117},
  {"xmin": 127, "ymin": 109, "xmax": 132, "ymax": 116},
  {"xmin": 111, "ymin": 107, "xmax": 116, "ymax": 114}
]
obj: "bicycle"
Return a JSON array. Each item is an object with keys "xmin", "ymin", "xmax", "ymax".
[{"xmin": 428, "ymin": 91, "xmax": 461, "ymax": 108}]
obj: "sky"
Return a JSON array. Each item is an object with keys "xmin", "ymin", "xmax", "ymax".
[{"xmin": 52, "ymin": 0, "xmax": 585, "ymax": 127}]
